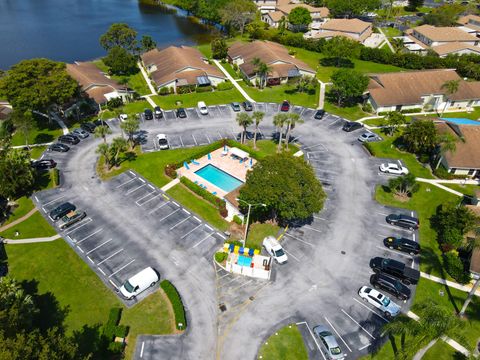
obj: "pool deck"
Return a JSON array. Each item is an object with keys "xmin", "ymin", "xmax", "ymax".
[{"xmin": 177, "ymin": 147, "xmax": 257, "ymax": 198}]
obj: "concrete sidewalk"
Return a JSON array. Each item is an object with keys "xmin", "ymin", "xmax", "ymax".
[
  {"xmin": 138, "ymin": 61, "xmax": 157, "ymax": 95},
  {"xmin": 421, "ymin": 271, "xmax": 480, "ymax": 297},
  {"xmin": 2, "ymin": 234, "xmax": 61, "ymax": 244},
  {"xmin": 0, "ymin": 208, "xmax": 38, "ymax": 232},
  {"xmin": 213, "ymin": 60, "xmax": 255, "ymax": 103}
]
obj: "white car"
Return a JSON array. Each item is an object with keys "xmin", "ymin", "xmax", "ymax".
[
  {"xmin": 156, "ymin": 134, "xmax": 169, "ymax": 150},
  {"xmin": 198, "ymin": 101, "xmax": 208, "ymax": 115},
  {"xmin": 379, "ymin": 162, "xmax": 409, "ymax": 175},
  {"xmin": 119, "ymin": 113, "xmax": 128, "ymax": 122},
  {"xmin": 263, "ymin": 236, "xmax": 288, "ymax": 264},
  {"xmin": 358, "ymin": 286, "xmax": 401, "ymax": 318}
]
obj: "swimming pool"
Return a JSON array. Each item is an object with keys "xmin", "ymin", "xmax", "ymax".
[
  {"xmin": 441, "ymin": 118, "xmax": 480, "ymax": 126},
  {"xmin": 237, "ymin": 255, "xmax": 252, "ymax": 267},
  {"xmin": 195, "ymin": 164, "xmax": 243, "ymax": 192}
]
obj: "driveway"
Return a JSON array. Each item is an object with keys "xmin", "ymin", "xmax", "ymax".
[{"xmin": 34, "ymin": 104, "xmax": 418, "ymax": 359}]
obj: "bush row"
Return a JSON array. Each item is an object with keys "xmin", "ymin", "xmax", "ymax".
[
  {"xmin": 217, "ymin": 82, "xmax": 234, "ymax": 91},
  {"xmin": 180, "ymin": 176, "xmax": 228, "ymax": 218},
  {"xmin": 51, "ymin": 168, "xmax": 60, "ymax": 187},
  {"xmin": 160, "ymin": 280, "xmax": 187, "ymax": 330},
  {"xmin": 443, "ymin": 251, "xmax": 471, "ymax": 284}
]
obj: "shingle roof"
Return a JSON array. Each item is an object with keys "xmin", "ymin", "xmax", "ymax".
[
  {"xmin": 319, "ymin": 18, "xmax": 371, "ymax": 34},
  {"xmin": 432, "ymin": 42, "xmax": 480, "ymax": 56},
  {"xmin": 227, "ymin": 40, "xmax": 315, "ymax": 78},
  {"xmin": 410, "ymin": 24, "xmax": 479, "ymax": 42},
  {"xmin": 458, "ymin": 14, "xmax": 480, "ymax": 26},
  {"xmin": 141, "ymin": 46, "xmax": 225, "ymax": 87},
  {"xmin": 266, "ymin": 10, "xmax": 285, "ymax": 23},
  {"xmin": 276, "ymin": 4, "xmax": 329, "ymax": 17},
  {"xmin": 368, "ymin": 69, "xmax": 480, "ymax": 107}
]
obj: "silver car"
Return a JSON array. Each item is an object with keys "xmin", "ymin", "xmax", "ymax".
[
  {"xmin": 71, "ymin": 128, "xmax": 89, "ymax": 139},
  {"xmin": 313, "ymin": 325, "xmax": 345, "ymax": 359}
]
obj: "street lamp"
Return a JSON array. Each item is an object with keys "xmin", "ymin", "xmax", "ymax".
[{"xmin": 237, "ymin": 199, "xmax": 267, "ymax": 247}]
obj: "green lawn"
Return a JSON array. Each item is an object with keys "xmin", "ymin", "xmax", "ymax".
[
  {"xmin": 93, "ymin": 60, "xmax": 150, "ymax": 96},
  {"xmin": 101, "ymin": 100, "xmax": 151, "ymax": 119},
  {"xmin": 362, "ymin": 118, "xmax": 385, "ymax": 127},
  {"xmin": 196, "ymin": 42, "xmax": 213, "ymax": 58},
  {"xmin": 380, "ymin": 27, "xmax": 403, "ymax": 38},
  {"xmin": 166, "ymin": 184, "xmax": 229, "ymax": 231},
  {"xmin": 220, "ymin": 62, "xmax": 239, "ymax": 79},
  {"xmin": 443, "ymin": 184, "xmax": 479, "ymax": 197},
  {"xmin": 29, "ymin": 145, "xmax": 47, "ymax": 159},
  {"xmin": 239, "ymin": 82, "xmax": 318, "ymax": 109},
  {"xmin": 375, "ymin": 184, "xmax": 459, "ymax": 278},
  {"xmin": 257, "ymin": 324, "xmax": 308, "ymax": 360},
  {"xmin": 246, "ymin": 223, "xmax": 280, "ymax": 249},
  {"xmin": 422, "ymin": 340, "xmax": 458, "ymax": 360},
  {"xmin": 0, "ymin": 211, "xmax": 56, "ymax": 239},
  {"xmin": 11, "ymin": 115, "xmax": 63, "ymax": 146},
  {"xmin": 324, "ymin": 101, "xmax": 371, "ymax": 120},
  {"xmin": 6, "ymin": 240, "xmax": 173, "ymax": 360},
  {"xmin": 1, "ymin": 197, "xmax": 35, "ymax": 226},
  {"xmin": 151, "ymin": 88, "xmax": 244, "ymax": 110}
]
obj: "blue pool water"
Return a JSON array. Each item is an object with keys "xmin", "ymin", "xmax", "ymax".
[
  {"xmin": 195, "ymin": 164, "xmax": 243, "ymax": 192},
  {"xmin": 441, "ymin": 118, "xmax": 480, "ymax": 126},
  {"xmin": 238, "ymin": 255, "xmax": 252, "ymax": 267}
]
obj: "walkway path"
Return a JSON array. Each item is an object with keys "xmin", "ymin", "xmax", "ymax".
[
  {"xmin": 421, "ymin": 271, "xmax": 480, "ymax": 296},
  {"xmin": 0, "ymin": 208, "xmax": 38, "ymax": 232},
  {"xmin": 161, "ymin": 178, "xmax": 180, "ymax": 192},
  {"xmin": 2, "ymin": 234, "xmax": 61, "ymax": 244},
  {"xmin": 138, "ymin": 61, "xmax": 157, "ymax": 95},
  {"xmin": 377, "ymin": 28, "xmax": 395, "ymax": 53},
  {"xmin": 416, "ymin": 178, "xmax": 463, "ymax": 197},
  {"xmin": 143, "ymin": 94, "xmax": 158, "ymax": 108},
  {"xmin": 213, "ymin": 60, "xmax": 255, "ymax": 103},
  {"xmin": 318, "ymin": 80, "xmax": 326, "ymax": 110},
  {"xmin": 32, "ymin": 110, "xmax": 69, "ymax": 135}
]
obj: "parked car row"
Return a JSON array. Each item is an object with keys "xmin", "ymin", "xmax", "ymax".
[
  {"xmin": 48, "ymin": 120, "xmax": 108, "ymax": 152},
  {"xmin": 48, "ymin": 202, "xmax": 86, "ymax": 230}
]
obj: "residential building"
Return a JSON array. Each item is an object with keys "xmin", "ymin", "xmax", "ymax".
[
  {"xmin": 141, "ymin": 46, "xmax": 227, "ymax": 92},
  {"xmin": 458, "ymin": 14, "xmax": 480, "ymax": 37},
  {"xmin": 0, "ymin": 105, "xmax": 12, "ymax": 121},
  {"xmin": 66, "ymin": 62, "xmax": 133, "ymax": 106},
  {"xmin": 435, "ymin": 121, "xmax": 480, "ymax": 177},
  {"xmin": 227, "ymin": 40, "xmax": 315, "ymax": 86},
  {"xmin": 305, "ymin": 18, "xmax": 373, "ymax": 44},
  {"xmin": 366, "ymin": 69, "xmax": 480, "ymax": 113},
  {"xmin": 261, "ymin": 3, "xmax": 329, "ymax": 29},
  {"xmin": 253, "ymin": 0, "xmax": 278, "ymax": 13}
]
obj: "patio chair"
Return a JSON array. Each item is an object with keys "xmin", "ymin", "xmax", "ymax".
[
  {"xmin": 248, "ymin": 248, "xmax": 255, "ymax": 256},
  {"xmin": 212, "ymin": 191, "xmax": 217, "ymax": 195},
  {"xmin": 229, "ymin": 244, "xmax": 235, "ymax": 252}
]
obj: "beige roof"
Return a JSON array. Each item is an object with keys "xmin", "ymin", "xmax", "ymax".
[
  {"xmin": 410, "ymin": 24, "xmax": 479, "ymax": 42},
  {"xmin": 458, "ymin": 14, "xmax": 480, "ymax": 26},
  {"xmin": 0, "ymin": 105, "xmax": 12, "ymax": 120},
  {"xmin": 470, "ymin": 247, "xmax": 480, "ymax": 275},
  {"xmin": 310, "ymin": 30, "xmax": 372, "ymax": 42},
  {"xmin": 276, "ymin": 4, "xmax": 329, "ymax": 17},
  {"xmin": 319, "ymin": 18, "xmax": 371, "ymax": 34},
  {"xmin": 228, "ymin": 40, "xmax": 315, "ymax": 78},
  {"xmin": 433, "ymin": 42, "xmax": 480, "ymax": 56},
  {"xmin": 368, "ymin": 69, "xmax": 480, "ymax": 107},
  {"xmin": 266, "ymin": 10, "xmax": 285, "ymax": 23},
  {"xmin": 141, "ymin": 46, "xmax": 225, "ymax": 87}
]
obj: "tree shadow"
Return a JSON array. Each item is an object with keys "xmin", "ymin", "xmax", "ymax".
[
  {"xmin": 32, "ymin": 170, "xmax": 52, "ymax": 191},
  {"xmin": 320, "ymin": 57, "xmax": 354, "ymax": 68},
  {"xmin": 34, "ymin": 133, "xmax": 54, "ymax": 143},
  {"xmin": 72, "ymin": 324, "xmax": 117, "ymax": 360},
  {"xmin": 117, "ymin": 150, "xmax": 137, "ymax": 166}
]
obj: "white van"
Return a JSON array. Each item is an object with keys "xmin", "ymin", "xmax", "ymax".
[
  {"xmin": 263, "ymin": 236, "xmax": 288, "ymax": 264},
  {"xmin": 119, "ymin": 267, "xmax": 159, "ymax": 299},
  {"xmin": 197, "ymin": 101, "xmax": 208, "ymax": 115}
]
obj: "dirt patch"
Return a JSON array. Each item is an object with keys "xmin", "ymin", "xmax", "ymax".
[
  {"xmin": 229, "ymin": 222, "xmax": 245, "ymax": 239},
  {"xmin": 393, "ymin": 194, "xmax": 410, "ymax": 202}
]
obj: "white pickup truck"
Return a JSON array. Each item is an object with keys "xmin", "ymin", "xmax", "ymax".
[{"xmin": 263, "ymin": 236, "xmax": 288, "ymax": 264}]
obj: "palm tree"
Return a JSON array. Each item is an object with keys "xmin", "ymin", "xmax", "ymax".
[
  {"xmin": 94, "ymin": 125, "xmax": 112, "ymax": 144},
  {"xmin": 251, "ymin": 111, "xmax": 264, "ymax": 150},
  {"xmin": 460, "ymin": 277, "xmax": 480, "ymax": 317},
  {"xmin": 273, "ymin": 113, "xmax": 288, "ymax": 153},
  {"xmin": 382, "ymin": 315, "xmax": 419, "ymax": 358},
  {"xmin": 440, "ymin": 80, "xmax": 460, "ymax": 116},
  {"xmin": 110, "ymin": 137, "xmax": 128, "ymax": 168},
  {"xmin": 236, "ymin": 112, "xmax": 253, "ymax": 144},
  {"xmin": 435, "ymin": 133, "xmax": 458, "ymax": 169},
  {"xmin": 96, "ymin": 142, "xmax": 111, "ymax": 168},
  {"xmin": 284, "ymin": 113, "xmax": 303, "ymax": 150},
  {"xmin": 387, "ymin": 174, "xmax": 419, "ymax": 199},
  {"xmin": 252, "ymin": 57, "xmax": 271, "ymax": 89},
  {"xmin": 120, "ymin": 117, "xmax": 140, "ymax": 149}
]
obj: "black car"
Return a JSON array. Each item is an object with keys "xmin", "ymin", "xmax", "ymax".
[
  {"xmin": 384, "ymin": 237, "xmax": 421, "ymax": 255},
  {"xmin": 58, "ymin": 134, "xmax": 80, "ymax": 145},
  {"xmin": 31, "ymin": 159, "xmax": 57, "ymax": 170},
  {"xmin": 386, "ymin": 214, "xmax": 419, "ymax": 230},
  {"xmin": 154, "ymin": 106, "xmax": 163, "ymax": 119},
  {"xmin": 144, "ymin": 108, "xmax": 153, "ymax": 120},
  {"xmin": 370, "ymin": 273, "xmax": 411, "ymax": 300},
  {"xmin": 342, "ymin": 121, "xmax": 363, "ymax": 132},
  {"xmin": 49, "ymin": 202, "xmax": 76, "ymax": 221},
  {"xmin": 80, "ymin": 122, "xmax": 96, "ymax": 133},
  {"xmin": 242, "ymin": 101, "xmax": 253, "ymax": 111},
  {"xmin": 314, "ymin": 109, "xmax": 325, "ymax": 120},
  {"xmin": 176, "ymin": 108, "xmax": 187, "ymax": 118},
  {"xmin": 93, "ymin": 119, "xmax": 109, "ymax": 128},
  {"xmin": 370, "ymin": 257, "xmax": 420, "ymax": 285},
  {"xmin": 48, "ymin": 143, "xmax": 70, "ymax": 152}
]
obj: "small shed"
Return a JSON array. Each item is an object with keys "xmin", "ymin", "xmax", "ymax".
[{"xmin": 230, "ymin": 147, "xmax": 249, "ymax": 160}]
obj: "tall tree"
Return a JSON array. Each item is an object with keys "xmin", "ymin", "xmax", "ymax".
[
  {"xmin": 387, "ymin": 174, "xmax": 419, "ymax": 199},
  {"xmin": 0, "ymin": 147, "xmax": 35, "ymax": 200},
  {"xmin": 140, "ymin": 35, "xmax": 156, "ymax": 53},
  {"xmin": 96, "ymin": 142, "xmax": 111, "ymax": 168},
  {"xmin": 211, "ymin": 38, "xmax": 228, "ymax": 60},
  {"xmin": 382, "ymin": 315, "xmax": 419, "ymax": 358},
  {"xmin": 322, "ymin": 36, "xmax": 362, "ymax": 66},
  {"xmin": 330, "ymin": 69, "xmax": 369, "ymax": 106},
  {"xmin": 94, "ymin": 125, "xmax": 112, "ymax": 144},
  {"xmin": 110, "ymin": 137, "xmax": 128, "ymax": 168},
  {"xmin": 220, "ymin": 0, "xmax": 257, "ymax": 35},
  {"xmin": 284, "ymin": 113, "xmax": 303, "ymax": 150},
  {"xmin": 407, "ymin": 0, "xmax": 424, "ymax": 11},
  {"xmin": 239, "ymin": 153, "xmax": 325, "ymax": 223},
  {"xmin": 435, "ymin": 132, "xmax": 458, "ymax": 169},
  {"xmin": 423, "ymin": 4, "xmax": 463, "ymax": 26},
  {"xmin": 236, "ymin": 112, "xmax": 253, "ymax": 144},
  {"xmin": 326, "ymin": 0, "xmax": 381, "ymax": 17},
  {"xmin": 120, "ymin": 117, "xmax": 140, "ymax": 149},
  {"xmin": 99, "ymin": 23, "xmax": 138, "ymax": 53},
  {"xmin": 251, "ymin": 111, "xmax": 264, "ymax": 150},
  {"xmin": 273, "ymin": 113, "xmax": 288, "ymax": 153},
  {"xmin": 288, "ymin": 7, "xmax": 312, "ymax": 32},
  {"xmin": 103, "ymin": 46, "xmax": 138, "ymax": 76},
  {"xmin": 0, "ymin": 59, "xmax": 78, "ymax": 112},
  {"xmin": 440, "ymin": 79, "xmax": 460, "ymax": 116},
  {"xmin": 402, "ymin": 120, "xmax": 437, "ymax": 155},
  {"xmin": 252, "ymin": 57, "xmax": 271, "ymax": 89},
  {"xmin": 11, "ymin": 110, "xmax": 34, "ymax": 146},
  {"xmin": 383, "ymin": 111, "xmax": 407, "ymax": 136}
]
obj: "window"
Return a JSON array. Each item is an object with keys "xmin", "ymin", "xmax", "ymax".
[{"xmin": 468, "ymin": 169, "xmax": 475, "ymax": 176}]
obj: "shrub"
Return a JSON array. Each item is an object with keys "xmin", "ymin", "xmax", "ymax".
[
  {"xmin": 177, "ymin": 85, "xmax": 195, "ymax": 94},
  {"xmin": 108, "ymin": 341, "xmax": 125, "ymax": 353},
  {"xmin": 160, "ymin": 280, "xmax": 187, "ymax": 330},
  {"xmin": 165, "ymin": 164, "xmax": 178, "ymax": 178},
  {"xmin": 232, "ymin": 63, "xmax": 238, "ymax": 71},
  {"xmin": 115, "ymin": 325, "xmax": 129, "ymax": 338},
  {"xmin": 195, "ymin": 85, "xmax": 212, "ymax": 93},
  {"xmin": 362, "ymin": 103, "xmax": 373, "ymax": 113},
  {"xmin": 181, "ymin": 176, "xmax": 219, "ymax": 205},
  {"xmin": 106, "ymin": 97, "xmax": 123, "ymax": 110},
  {"xmin": 159, "ymin": 87, "xmax": 170, "ymax": 95},
  {"xmin": 215, "ymin": 252, "xmax": 228, "ymax": 263},
  {"xmin": 102, "ymin": 323, "xmax": 116, "ymax": 341},
  {"xmin": 443, "ymin": 251, "xmax": 470, "ymax": 284},
  {"xmin": 217, "ymin": 82, "xmax": 234, "ymax": 91},
  {"xmin": 108, "ymin": 308, "xmax": 122, "ymax": 326},
  {"xmin": 51, "ymin": 168, "xmax": 60, "ymax": 187},
  {"xmin": 233, "ymin": 215, "xmax": 243, "ymax": 225}
]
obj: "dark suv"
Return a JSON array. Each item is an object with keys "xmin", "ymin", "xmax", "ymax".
[
  {"xmin": 49, "ymin": 202, "xmax": 76, "ymax": 221},
  {"xmin": 342, "ymin": 121, "xmax": 363, "ymax": 132},
  {"xmin": 176, "ymin": 108, "xmax": 187, "ymax": 118},
  {"xmin": 80, "ymin": 122, "xmax": 96, "ymax": 133},
  {"xmin": 58, "ymin": 134, "xmax": 80, "ymax": 145},
  {"xmin": 31, "ymin": 159, "xmax": 57, "ymax": 170},
  {"xmin": 370, "ymin": 273, "xmax": 411, "ymax": 300},
  {"xmin": 386, "ymin": 214, "xmax": 419, "ymax": 230},
  {"xmin": 144, "ymin": 108, "xmax": 153, "ymax": 120},
  {"xmin": 384, "ymin": 236, "xmax": 420, "ymax": 255}
]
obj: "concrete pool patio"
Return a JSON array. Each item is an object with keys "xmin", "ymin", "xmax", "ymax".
[{"xmin": 177, "ymin": 146, "xmax": 257, "ymax": 198}]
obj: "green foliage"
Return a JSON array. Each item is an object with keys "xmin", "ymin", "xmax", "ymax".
[
  {"xmin": 216, "ymin": 82, "xmax": 234, "ymax": 91},
  {"xmin": 288, "ymin": 7, "xmax": 312, "ymax": 30},
  {"xmin": 51, "ymin": 168, "xmax": 60, "ymax": 187},
  {"xmin": 120, "ymin": 117, "xmax": 140, "ymax": 148},
  {"xmin": 159, "ymin": 87, "xmax": 170, "ymax": 95},
  {"xmin": 322, "ymin": 36, "xmax": 362, "ymax": 63},
  {"xmin": 195, "ymin": 85, "xmax": 212, "ymax": 93},
  {"xmin": 177, "ymin": 84, "xmax": 196, "ymax": 94},
  {"xmin": 383, "ymin": 111, "xmax": 407, "ymax": 136},
  {"xmin": 219, "ymin": 0, "xmax": 257, "ymax": 35},
  {"xmin": 233, "ymin": 215, "xmax": 243, "ymax": 225},
  {"xmin": 99, "ymin": 23, "xmax": 138, "ymax": 52},
  {"xmin": 140, "ymin": 35, "xmax": 156, "ymax": 53},
  {"xmin": 11, "ymin": 109, "xmax": 34, "ymax": 146},
  {"xmin": 240, "ymin": 153, "xmax": 325, "ymax": 223},
  {"xmin": 443, "ymin": 251, "xmax": 470, "ymax": 284},
  {"xmin": 0, "ymin": 59, "xmax": 78, "ymax": 111},
  {"xmin": 236, "ymin": 112, "xmax": 253, "ymax": 144},
  {"xmin": 0, "ymin": 146, "xmax": 35, "ymax": 200},
  {"xmin": 326, "ymin": 0, "xmax": 381, "ymax": 17},
  {"xmin": 407, "ymin": 0, "xmax": 424, "ymax": 11},
  {"xmin": 211, "ymin": 38, "xmax": 229, "ymax": 59},
  {"xmin": 106, "ymin": 97, "xmax": 123, "ymax": 110},
  {"xmin": 387, "ymin": 174, "xmax": 419, "ymax": 197},
  {"xmin": 180, "ymin": 177, "xmax": 227, "ymax": 217},
  {"xmin": 423, "ymin": 4, "xmax": 463, "ymax": 26},
  {"xmin": 402, "ymin": 120, "xmax": 437, "ymax": 155},
  {"xmin": 215, "ymin": 252, "xmax": 228, "ymax": 263},
  {"xmin": 108, "ymin": 308, "xmax": 122, "ymax": 326},
  {"xmin": 107, "ymin": 341, "xmax": 125, "ymax": 354},
  {"xmin": 103, "ymin": 46, "xmax": 138, "ymax": 76},
  {"xmin": 330, "ymin": 69, "xmax": 369, "ymax": 106},
  {"xmin": 160, "ymin": 280, "xmax": 186, "ymax": 330}
]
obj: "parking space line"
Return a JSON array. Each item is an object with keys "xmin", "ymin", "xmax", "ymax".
[
  {"xmin": 126, "ymin": 183, "xmax": 146, "ymax": 195},
  {"xmin": 140, "ymin": 341, "xmax": 145, "ymax": 358},
  {"xmin": 109, "ymin": 259, "xmax": 135, "ymax": 278},
  {"xmin": 65, "ymin": 218, "xmax": 92, "ymax": 234},
  {"xmin": 86, "ymin": 238, "xmax": 113, "ymax": 254},
  {"xmin": 205, "ymin": 133, "xmax": 211, "ymax": 143},
  {"xmin": 284, "ymin": 233, "xmax": 314, "ymax": 246},
  {"xmin": 283, "ymin": 249, "xmax": 300, "ymax": 262},
  {"xmin": 205, "ymin": 225, "xmax": 213, "ymax": 231},
  {"xmin": 180, "ymin": 224, "xmax": 202, "ymax": 239},
  {"xmin": 87, "ymin": 256, "xmax": 94, "ymax": 264},
  {"xmin": 77, "ymin": 228, "xmax": 103, "ymax": 244},
  {"xmin": 148, "ymin": 184, "xmax": 155, "ymax": 190},
  {"xmin": 148, "ymin": 201, "xmax": 170, "ymax": 214},
  {"xmin": 179, "ymin": 136, "xmax": 184, "ymax": 147},
  {"xmin": 192, "ymin": 216, "xmax": 201, "ymax": 223},
  {"xmin": 141, "ymin": 193, "xmax": 162, "ymax": 206},
  {"xmin": 170, "ymin": 216, "xmax": 190, "ymax": 230},
  {"xmin": 116, "ymin": 177, "xmax": 136, "ymax": 188},
  {"xmin": 192, "ymin": 233, "xmax": 214, "ymax": 248},
  {"xmin": 296, "ymin": 322, "xmax": 326, "ymax": 360},
  {"xmin": 135, "ymin": 191, "xmax": 157, "ymax": 204},
  {"xmin": 138, "ymin": 178, "xmax": 145, "ymax": 183},
  {"xmin": 230, "ymin": 279, "xmax": 253, "ymax": 292},
  {"xmin": 41, "ymin": 195, "xmax": 66, "ymax": 210},
  {"xmin": 77, "ymin": 246, "xmax": 84, "ymax": 253},
  {"xmin": 99, "ymin": 268, "xmax": 106, "ymax": 276},
  {"xmin": 303, "ymin": 225, "xmax": 323, "ymax": 234},
  {"xmin": 324, "ymin": 316, "xmax": 352, "ymax": 352},
  {"xmin": 158, "ymin": 208, "xmax": 181, "ymax": 222},
  {"xmin": 182, "ymin": 209, "xmax": 190, "ymax": 215},
  {"xmin": 172, "ymin": 201, "xmax": 179, "ymax": 207},
  {"xmin": 313, "ymin": 215, "xmax": 327, "ymax": 221},
  {"xmin": 359, "ymin": 343, "xmax": 371, "ymax": 351},
  {"xmin": 352, "ymin": 297, "xmax": 390, "ymax": 323},
  {"xmin": 97, "ymin": 249, "xmax": 123, "ymax": 265},
  {"xmin": 340, "ymin": 309, "xmax": 375, "ymax": 339},
  {"xmin": 192, "ymin": 134, "xmax": 198, "ymax": 146}
]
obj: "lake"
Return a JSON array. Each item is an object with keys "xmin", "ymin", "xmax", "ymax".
[{"xmin": 0, "ymin": 0, "xmax": 214, "ymax": 70}]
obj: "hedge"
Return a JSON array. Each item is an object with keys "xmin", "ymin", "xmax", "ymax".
[
  {"xmin": 215, "ymin": 251, "xmax": 228, "ymax": 263},
  {"xmin": 161, "ymin": 280, "xmax": 187, "ymax": 330},
  {"xmin": 108, "ymin": 308, "xmax": 122, "ymax": 326},
  {"xmin": 217, "ymin": 82, "xmax": 234, "ymax": 91},
  {"xmin": 51, "ymin": 168, "xmax": 60, "ymax": 187},
  {"xmin": 180, "ymin": 176, "xmax": 228, "ymax": 217}
]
